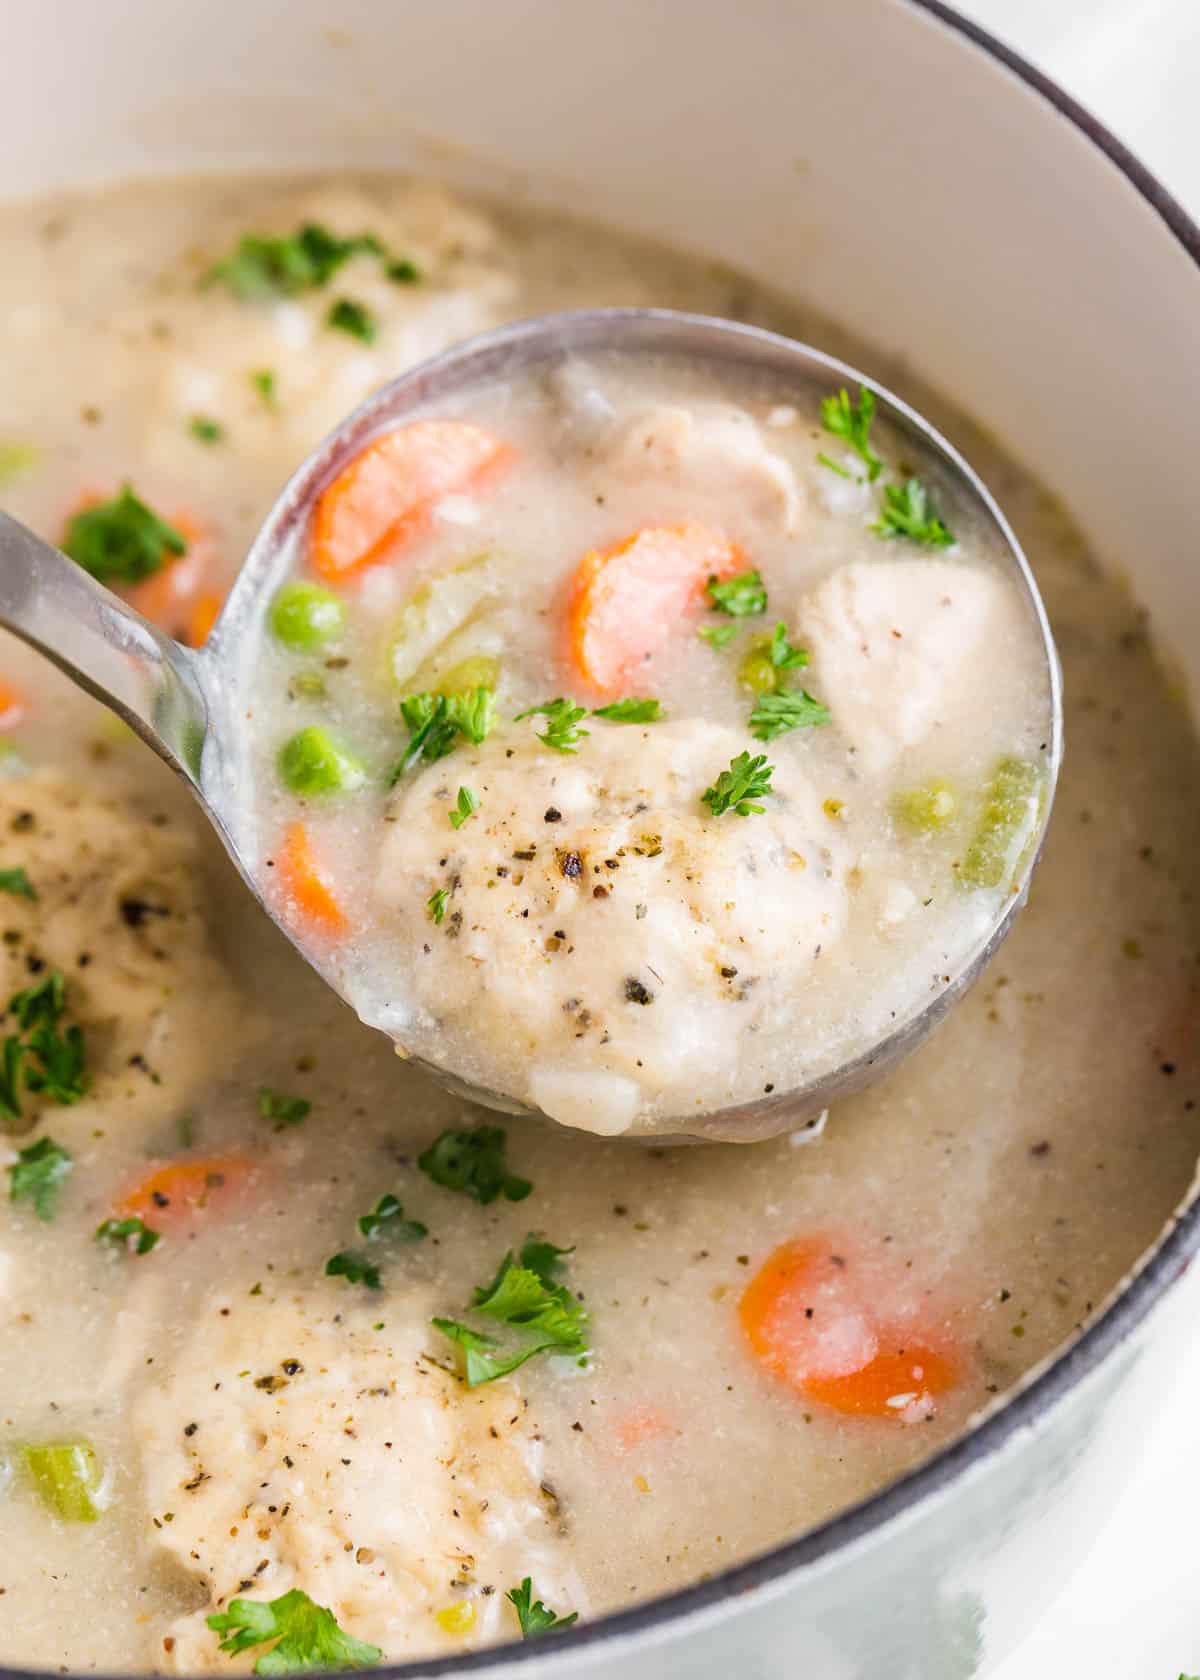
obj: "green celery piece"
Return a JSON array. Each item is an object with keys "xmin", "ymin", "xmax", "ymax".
[
  {"xmin": 22, "ymin": 1440, "xmax": 109, "ymax": 1521},
  {"xmin": 960, "ymin": 758, "xmax": 1045, "ymax": 890}
]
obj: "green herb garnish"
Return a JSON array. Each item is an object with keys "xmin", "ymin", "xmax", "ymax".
[
  {"xmin": 514, "ymin": 698, "xmax": 589, "ymax": 753},
  {"xmin": 820, "ymin": 386, "xmax": 883, "ymax": 481},
  {"xmin": 251, "ymin": 368, "xmax": 278, "ymax": 407},
  {"xmin": 506, "ymin": 1577, "xmax": 579, "ymax": 1639},
  {"xmin": 432, "ymin": 1233, "xmax": 588, "ymax": 1386},
  {"xmin": 188, "ymin": 415, "xmax": 224, "ymax": 445},
  {"xmin": 10, "ymin": 972, "xmax": 86, "ymax": 1106},
  {"xmin": 257, "ymin": 1087, "xmax": 311, "ymax": 1130},
  {"xmin": 326, "ymin": 298, "xmax": 377, "ymax": 343},
  {"xmin": 357, "ymin": 1193, "xmax": 426, "ymax": 1243},
  {"xmin": 449, "ymin": 786, "xmax": 479, "ymax": 830},
  {"xmin": 0, "ymin": 1036, "xmax": 24, "ymax": 1121},
  {"xmin": 698, "ymin": 622, "xmax": 741, "ymax": 650},
  {"xmin": 749, "ymin": 689, "xmax": 831, "ymax": 741},
  {"xmin": 701, "ymin": 751, "xmax": 775, "ymax": 817},
  {"xmin": 418, "ymin": 1124, "xmax": 531, "ymax": 1205},
  {"xmin": 816, "ymin": 451, "xmax": 853, "ymax": 479},
  {"xmin": 8, "ymin": 1135, "xmax": 73, "ymax": 1221},
  {"xmin": 61, "ymin": 484, "xmax": 186, "ymax": 585},
  {"xmin": 325, "ymin": 1250, "xmax": 383, "ymax": 1291},
  {"xmin": 203, "ymin": 223, "xmax": 384, "ymax": 301},
  {"xmin": 873, "ymin": 477, "xmax": 955, "ymax": 547},
  {"xmin": 207, "ymin": 1588, "xmax": 382, "ymax": 1673},
  {"xmin": 768, "ymin": 622, "xmax": 809, "ymax": 672},
  {"xmin": 591, "ymin": 698, "xmax": 662, "ymax": 723},
  {"xmin": 427, "ymin": 888, "xmax": 450, "ymax": 926},
  {"xmin": 0, "ymin": 867, "xmax": 36, "ymax": 901},
  {"xmin": 393, "ymin": 687, "xmax": 495, "ymax": 778},
  {"xmin": 95, "ymin": 1215, "xmax": 160, "ymax": 1256},
  {"xmin": 385, "ymin": 258, "xmax": 422, "ymax": 285},
  {"xmin": 706, "ymin": 569, "xmax": 767, "ymax": 617}
]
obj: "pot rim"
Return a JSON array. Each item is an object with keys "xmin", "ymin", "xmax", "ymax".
[{"xmin": 4, "ymin": 4, "xmax": 1199, "ymax": 1676}]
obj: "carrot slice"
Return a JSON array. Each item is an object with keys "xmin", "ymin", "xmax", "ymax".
[
  {"xmin": 185, "ymin": 591, "xmax": 224, "ymax": 649},
  {"xmin": 739, "ymin": 1237, "xmax": 960, "ymax": 1421},
  {"xmin": 311, "ymin": 421, "xmax": 512, "ymax": 581},
  {"xmin": 613, "ymin": 1404, "xmax": 677, "ymax": 1453},
  {"xmin": 566, "ymin": 522, "xmax": 745, "ymax": 695},
  {"xmin": 0, "ymin": 681, "xmax": 27, "ymax": 732},
  {"xmin": 116, "ymin": 1153, "xmax": 259, "ymax": 1233},
  {"xmin": 276, "ymin": 822, "xmax": 347, "ymax": 936}
]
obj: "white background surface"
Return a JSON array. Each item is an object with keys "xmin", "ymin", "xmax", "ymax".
[{"xmin": 953, "ymin": 7, "xmax": 1200, "ymax": 1678}]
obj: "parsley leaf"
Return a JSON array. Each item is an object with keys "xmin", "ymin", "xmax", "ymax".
[
  {"xmin": 251, "ymin": 368, "xmax": 278, "ymax": 407},
  {"xmin": 207, "ymin": 1588, "xmax": 382, "ymax": 1673},
  {"xmin": 418, "ymin": 1124, "xmax": 531, "ymax": 1204},
  {"xmin": 393, "ymin": 687, "xmax": 495, "ymax": 779},
  {"xmin": 514, "ymin": 698, "xmax": 589, "ymax": 753},
  {"xmin": 506, "ymin": 1577, "xmax": 579, "ymax": 1639},
  {"xmin": 95, "ymin": 1215, "xmax": 160, "ymax": 1256},
  {"xmin": 385, "ymin": 258, "xmax": 422, "ymax": 285},
  {"xmin": 0, "ymin": 1036, "xmax": 23, "ymax": 1121},
  {"xmin": 203, "ymin": 223, "xmax": 383, "ymax": 301},
  {"xmin": 873, "ymin": 477, "xmax": 955, "ymax": 547},
  {"xmin": 449, "ymin": 786, "xmax": 479, "ymax": 830},
  {"xmin": 591, "ymin": 698, "xmax": 662, "ymax": 723},
  {"xmin": 749, "ymin": 689, "xmax": 831, "ymax": 740},
  {"xmin": 10, "ymin": 971, "xmax": 65, "ymax": 1032},
  {"xmin": 698, "ymin": 621, "xmax": 741, "ymax": 650},
  {"xmin": 816, "ymin": 451, "xmax": 853, "ymax": 479},
  {"xmin": 432, "ymin": 1233, "xmax": 589, "ymax": 1387},
  {"xmin": 10, "ymin": 971, "xmax": 87, "ymax": 1105},
  {"xmin": 768, "ymin": 622, "xmax": 809, "ymax": 672},
  {"xmin": 257, "ymin": 1087, "xmax": 311, "ymax": 1130},
  {"xmin": 61, "ymin": 485, "xmax": 187, "ymax": 585},
  {"xmin": 189, "ymin": 415, "xmax": 224, "ymax": 445},
  {"xmin": 706, "ymin": 569, "xmax": 767, "ymax": 617},
  {"xmin": 357, "ymin": 1193, "xmax": 426, "ymax": 1244},
  {"xmin": 0, "ymin": 867, "xmax": 36, "ymax": 901},
  {"xmin": 8, "ymin": 1135, "xmax": 73, "ymax": 1221},
  {"xmin": 701, "ymin": 751, "xmax": 775, "ymax": 818},
  {"xmin": 820, "ymin": 386, "xmax": 883, "ymax": 481},
  {"xmin": 325, "ymin": 1250, "xmax": 383, "ymax": 1291},
  {"xmin": 427, "ymin": 888, "xmax": 450, "ymax": 926},
  {"xmin": 327, "ymin": 298, "xmax": 377, "ymax": 343}
]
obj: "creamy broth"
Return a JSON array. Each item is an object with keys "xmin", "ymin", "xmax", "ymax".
[
  {"xmin": 0, "ymin": 174, "xmax": 1197, "ymax": 1674},
  {"xmin": 234, "ymin": 350, "xmax": 1053, "ymax": 1137}
]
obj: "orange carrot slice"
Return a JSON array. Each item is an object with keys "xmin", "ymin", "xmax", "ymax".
[
  {"xmin": 566, "ymin": 522, "xmax": 745, "ymax": 695},
  {"xmin": 116, "ymin": 1153, "xmax": 259, "ymax": 1233},
  {"xmin": 311, "ymin": 421, "xmax": 512, "ymax": 581},
  {"xmin": 0, "ymin": 681, "xmax": 27, "ymax": 732},
  {"xmin": 739, "ymin": 1237, "xmax": 960, "ymax": 1421},
  {"xmin": 275, "ymin": 822, "xmax": 347, "ymax": 936},
  {"xmin": 614, "ymin": 1404, "xmax": 677, "ymax": 1453},
  {"xmin": 126, "ymin": 513, "xmax": 219, "ymax": 641},
  {"xmin": 185, "ymin": 591, "xmax": 224, "ymax": 649}
]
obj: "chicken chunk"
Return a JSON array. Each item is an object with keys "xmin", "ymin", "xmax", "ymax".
[
  {"xmin": 374, "ymin": 720, "xmax": 850, "ymax": 1134},
  {"xmin": 137, "ymin": 1285, "xmax": 578, "ymax": 1670},
  {"xmin": 606, "ymin": 403, "xmax": 803, "ymax": 533}
]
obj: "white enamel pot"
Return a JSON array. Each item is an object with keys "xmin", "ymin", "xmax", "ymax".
[{"xmin": 2, "ymin": 2, "xmax": 1198, "ymax": 1676}]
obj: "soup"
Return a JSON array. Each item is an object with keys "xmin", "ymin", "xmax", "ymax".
[
  {"xmin": 0, "ymin": 173, "xmax": 1197, "ymax": 1674},
  {"xmin": 234, "ymin": 349, "xmax": 1054, "ymax": 1137}
]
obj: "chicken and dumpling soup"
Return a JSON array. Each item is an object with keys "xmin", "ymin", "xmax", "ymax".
[
  {"xmin": 0, "ymin": 174, "xmax": 1197, "ymax": 1675},
  {"xmin": 233, "ymin": 350, "xmax": 1056, "ymax": 1138}
]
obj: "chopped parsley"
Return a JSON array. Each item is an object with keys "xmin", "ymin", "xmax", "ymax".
[
  {"xmin": 697, "ymin": 621, "xmax": 741, "ymax": 650},
  {"xmin": 257, "ymin": 1087, "xmax": 311, "ymax": 1130},
  {"xmin": 0, "ymin": 1037, "xmax": 23, "ymax": 1121},
  {"xmin": 427, "ymin": 888, "xmax": 450, "ymax": 926},
  {"xmin": 701, "ymin": 751, "xmax": 775, "ymax": 818},
  {"xmin": 816, "ymin": 451, "xmax": 853, "ymax": 479},
  {"xmin": 873, "ymin": 477, "xmax": 955, "ymax": 547},
  {"xmin": 326, "ymin": 298, "xmax": 377, "ymax": 343},
  {"xmin": 506, "ymin": 1577, "xmax": 579, "ymax": 1639},
  {"xmin": 9, "ymin": 971, "xmax": 87, "ymax": 1107},
  {"xmin": 749, "ymin": 689, "xmax": 831, "ymax": 740},
  {"xmin": 706, "ymin": 569, "xmax": 767, "ymax": 617},
  {"xmin": 393, "ymin": 687, "xmax": 495, "ymax": 778},
  {"xmin": 449, "ymin": 786, "xmax": 479, "ymax": 830},
  {"xmin": 357, "ymin": 1193, "xmax": 426, "ymax": 1244},
  {"xmin": 418, "ymin": 1124, "xmax": 531, "ymax": 1205},
  {"xmin": 207, "ymin": 1588, "xmax": 382, "ymax": 1673},
  {"xmin": 514, "ymin": 698, "xmax": 590, "ymax": 753},
  {"xmin": 432, "ymin": 1233, "xmax": 588, "ymax": 1386},
  {"xmin": 61, "ymin": 485, "xmax": 187, "ymax": 585},
  {"xmin": 188, "ymin": 415, "xmax": 224, "ymax": 445},
  {"xmin": 768, "ymin": 622, "xmax": 809, "ymax": 672},
  {"xmin": 820, "ymin": 386, "xmax": 883, "ymax": 481},
  {"xmin": 8, "ymin": 1135, "xmax": 73, "ymax": 1222},
  {"xmin": 95, "ymin": 1215, "xmax": 160, "ymax": 1256},
  {"xmin": 250, "ymin": 368, "xmax": 278, "ymax": 407},
  {"xmin": 10, "ymin": 971, "xmax": 65, "ymax": 1032},
  {"xmin": 0, "ymin": 867, "xmax": 36, "ymax": 901},
  {"xmin": 385, "ymin": 257, "xmax": 422, "ymax": 285},
  {"xmin": 325, "ymin": 1250, "xmax": 383, "ymax": 1291},
  {"xmin": 591, "ymin": 698, "xmax": 662, "ymax": 724},
  {"xmin": 203, "ymin": 223, "xmax": 384, "ymax": 301}
]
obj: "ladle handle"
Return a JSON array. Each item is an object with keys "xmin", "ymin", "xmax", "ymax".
[{"xmin": 0, "ymin": 510, "xmax": 212, "ymax": 786}]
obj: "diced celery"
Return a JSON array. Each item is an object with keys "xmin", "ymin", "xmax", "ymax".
[
  {"xmin": 0, "ymin": 442, "xmax": 39, "ymax": 489},
  {"xmin": 22, "ymin": 1440, "xmax": 109, "ymax": 1522},
  {"xmin": 384, "ymin": 557, "xmax": 498, "ymax": 691},
  {"xmin": 960, "ymin": 758, "xmax": 1044, "ymax": 890},
  {"xmin": 893, "ymin": 778, "xmax": 957, "ymax": 834},
  {"xmin": 439, "ymin": 655, "xmax": 501, "ymax": 697}
]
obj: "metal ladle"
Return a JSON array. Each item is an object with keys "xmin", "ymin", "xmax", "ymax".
[{"xmin": 0, "ymin": 309, "xmax": 1062, "ymax": 1142}]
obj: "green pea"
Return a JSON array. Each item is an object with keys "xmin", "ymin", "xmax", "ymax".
[
  {"xmin": 270, "ymin": 582, "xmax": 346, "ymax": 651},
  {"xmin": 737, "ymin": 643, "xmax": 778, "ymax": 696},
  {"xmin": 278, "ymin": 726, "xmax": 365, "ymax": 797},
  {"xmin": 440, "ymin": 655, "xmax": 501, "ymax": 696}
]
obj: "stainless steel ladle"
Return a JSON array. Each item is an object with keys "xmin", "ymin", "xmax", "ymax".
[{"xmin": 0, "ymin": 309, "xmax": 1063, "ymax": 1142}]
